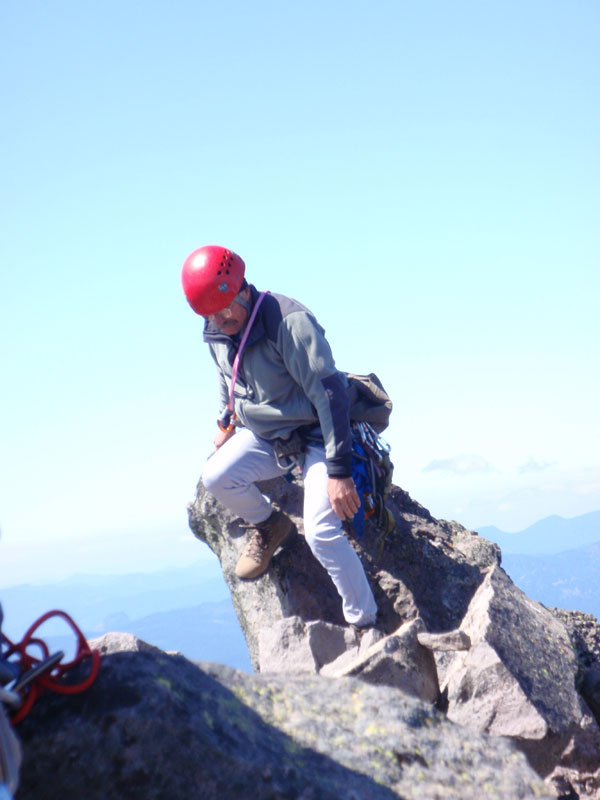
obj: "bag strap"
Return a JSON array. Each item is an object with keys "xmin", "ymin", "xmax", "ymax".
[{"xmin": 218, "ymin": 291, "xmax": 270, "ymax": 432}]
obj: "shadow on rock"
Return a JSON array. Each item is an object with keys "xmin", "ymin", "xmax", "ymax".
[{"xmin": 17, "ymin": 639, "xmax": 400, "ymax": 800}]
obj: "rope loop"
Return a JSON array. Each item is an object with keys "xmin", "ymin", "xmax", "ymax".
[{"xmin": 1, "ymin": 609, "xmax": 101, "ymax": 723}]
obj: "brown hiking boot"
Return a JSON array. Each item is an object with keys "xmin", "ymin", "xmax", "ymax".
[{"xmin": 235, "ymin": 510, "xmax": 294, "ymax": 580}]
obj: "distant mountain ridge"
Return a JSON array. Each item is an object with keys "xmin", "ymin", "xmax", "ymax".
[
  {"xmin": 1, "ymin": 560, "xmax": 229, "ymax": 641},
  {"xmin": 500, "ymin": 542, "xmax": 600, "ymax": 620},
  {"xmin": 1, "ymin": 560, "xmax": 252, "ymax": 672},
  {"xmin": 477, "ymin": 510, "xmax": 600, "ymax": 555},
  {"xmin": 477, "ymin": 510, "xmax": 600, "ymax": 620},
  {"xmin": 43, "ymin": 600, "xmax": 253, "ymax": 672}
]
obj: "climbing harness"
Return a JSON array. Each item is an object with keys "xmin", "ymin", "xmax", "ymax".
[
  {"xmin": 218, "ymin": 290, "xmax": 270, "ymax": 433},
  {"xmin": 272, "ymin": 429, "xmax": 307, "ymax": 472},
  {"xmin": 0, "ymin": 609, "xmax": 101, "ymax": 725}
]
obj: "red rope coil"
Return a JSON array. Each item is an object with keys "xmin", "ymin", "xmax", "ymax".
[{"xmin": 2, "ymin": 609, "xmax": 101, "ymax": 723}]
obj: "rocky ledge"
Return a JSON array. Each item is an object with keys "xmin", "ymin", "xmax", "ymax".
[{"xmin": 16, "ymin": 632, "xmax": 552, "ymax": 800}]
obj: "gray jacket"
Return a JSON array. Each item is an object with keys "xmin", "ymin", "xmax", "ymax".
[{"xmin": 203, "ymin": 285, "xmax": 353, "ymax": 477}]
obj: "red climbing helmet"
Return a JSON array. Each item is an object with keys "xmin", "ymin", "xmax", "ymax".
[{"xmin": 181, "ymin": 245, "xmax": 246, "ymax": 316}]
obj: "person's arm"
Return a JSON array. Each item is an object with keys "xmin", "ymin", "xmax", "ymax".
[{"xmin": 278, "ymin": 311, "xmax": 352, "ymax": 469}]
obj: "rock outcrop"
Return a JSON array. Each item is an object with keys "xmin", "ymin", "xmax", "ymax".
[
  {"xmin": 188, "ymin": 477, "xmax": 600, "ymax": 799},
  {"xmin": 187, "ymin": 479, "xmax": 500, "ymax": 670},
  {"xmin": 437, "ymin": 565, "xmax": 600, "ymax": 790},
  {"xmin": 16, "ymin": 633, "xmax": 552, "ymax": 800}
]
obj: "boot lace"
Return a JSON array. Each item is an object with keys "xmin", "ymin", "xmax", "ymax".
[{"xmin": 244, "ymin": 529, "xmax": 271, "ymax": 564}]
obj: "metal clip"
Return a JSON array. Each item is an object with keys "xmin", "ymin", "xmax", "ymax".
[{"xmin": 7, "ymin": 651, "xmax": 64, "ymax": 694}]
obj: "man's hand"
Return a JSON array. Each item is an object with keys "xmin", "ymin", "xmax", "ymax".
[
  {"xmin": 327, "ymin": 476, "xmax": 361, "ymax": 520},
  {"xmin": 213, "ymin": 426, "xmax": 235, "ymax": 451}
]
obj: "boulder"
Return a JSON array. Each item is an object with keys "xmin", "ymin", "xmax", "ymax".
[
  {"xmin": 256, "ymin": 614, "xmax": 439, "ymax": 705},
  {"xmin": 440, "ymin": 565, "xmax": 582, "ymax": 738},
  {"xmin": 15, "ymin": 633, "xmax": 553, "ymax": 800},
  {"xmin": 321, "ymin": 617, "xmax": 439, "ymax": 704},
  {"xmin": 256, "ymin": 616, "xmax": 380, "ymax": 674},
  {"xmin": 439, "ymin": 565, "xmax": 600, "ymax": 798}
]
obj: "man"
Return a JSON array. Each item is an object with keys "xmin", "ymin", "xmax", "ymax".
[{"xmin": 182, "ymin": 245, "xmax": 377, "ymax": 629}]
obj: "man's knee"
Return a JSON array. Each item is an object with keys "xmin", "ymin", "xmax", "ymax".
[
  {"xmin": 303, "ymin": 519, "xmax": 345, "ymax": 554},
  {"xmin": 201, "ymin": 456, "xmax": 227, "ymax": 494}
]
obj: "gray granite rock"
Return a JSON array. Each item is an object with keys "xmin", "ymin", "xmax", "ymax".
[
  {"xmin": 187, "ymin": 475, "xmax": 600, "ymax": 797},
  {"xmin": 439, "ymin": 565, "xmax": 600, "ymax": 798},
  {"xmin": 442, "ymin": 565, "xmax": 582, "ymax": 738},
  {"xmin": 322, "ymin": 617, "xmax": 439, "ymax": 704},
  {"xmin": 16, "ymin": 634, "xmax": 554, "ymax": 800},
  {"xmin": 417, "ymin": 629, "xmax": 471, "ymax": 651},
  {"xmin": 187, "ymin": 478, "xmax": 500, "ymax": 670}
]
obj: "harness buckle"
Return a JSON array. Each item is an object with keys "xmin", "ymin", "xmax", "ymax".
[{"xmin": 273, "ymin": 430, "xmax": 306, "ymax": 473}]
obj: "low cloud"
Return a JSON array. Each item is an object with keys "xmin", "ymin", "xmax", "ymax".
[
  {"xmin": 518, "ymin": 458, "xmax": 556, "ymax": 474},
  {"xmin": 423, "ymin": 454, "xmax": 493, "ymax": 475}
]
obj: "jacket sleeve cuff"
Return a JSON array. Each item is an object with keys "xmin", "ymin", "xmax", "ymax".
[{"xmin": 326, "ymin": 453, "xmax": 353, "ymax": 478}]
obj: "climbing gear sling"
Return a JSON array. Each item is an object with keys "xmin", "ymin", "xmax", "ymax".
[
  {"xmin": 351, "ymin": 420, "xmax": 395, "ymax": 540},
  {"xmin": 218, "ymin": 290, "xmax": 270, "ymax": 433},
  {"xmin": 1, "ymin": 608, "xmax": 101, "ymax": 725}
]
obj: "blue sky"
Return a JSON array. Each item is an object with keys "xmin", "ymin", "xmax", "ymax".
[{"xmin": 1, "ymin": 1, "xmax": 599, "ymax": 586}]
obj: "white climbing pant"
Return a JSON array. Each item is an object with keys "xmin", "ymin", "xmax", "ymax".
[{"xmin": 201, "ymin": 427, "xmax": 378, "ymax": 627}]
